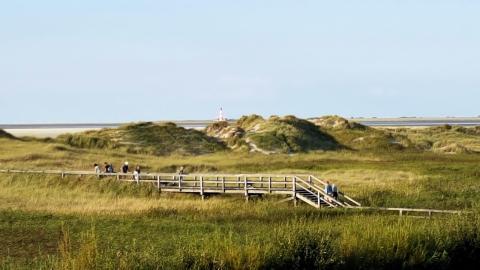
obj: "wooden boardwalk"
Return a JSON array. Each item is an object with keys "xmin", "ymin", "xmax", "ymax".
[
  {"xmin": 0, "ymin": 169, "xmax": 464, "ymax": 216},
  {"xmin": 0, "ymin": 169, "xmax": 359, "ymax": 208}
]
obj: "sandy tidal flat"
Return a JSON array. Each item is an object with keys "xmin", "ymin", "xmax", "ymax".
[{"xmin": 4, "ymin": 128, "xmax": 102, "ymax": 138}]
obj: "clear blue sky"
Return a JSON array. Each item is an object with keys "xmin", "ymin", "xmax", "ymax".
[{"xmin": 1, "ymin": 1, "xmax": 479, "ymax": 123}]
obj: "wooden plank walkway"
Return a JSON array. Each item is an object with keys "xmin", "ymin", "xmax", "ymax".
[{"xmin": 0, "ymin": 169, "xmax": 465, "ymax": 216}]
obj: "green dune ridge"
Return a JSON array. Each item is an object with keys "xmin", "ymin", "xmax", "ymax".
[
  {"xmin": 0, "ymin": 129, "xmax": 15, "ymax": 139},
  {"xmin": 57, "ymin": 122, "xmax": 227, "ymax": 156},
  {"xmin": 55, "ymin": 115, "xmax": 480, "ymax": 155},
  {"xmin": 207, "ymin": 115, "xmax": 341, "ymax": 153}
]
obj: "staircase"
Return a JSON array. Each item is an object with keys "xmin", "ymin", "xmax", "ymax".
[{"xmin": 293, "ymin": 175, "xmax": 361, "ymax": 209}]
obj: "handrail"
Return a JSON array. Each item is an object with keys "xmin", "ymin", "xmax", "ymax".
[
  {"xmin": 0, "ymin": 169, "xmax": 299, "ymax": 178},
  {"xmin": 339, "ymin": 192, "xmax": 362, "ymax": 207},
  {"xmin": 309, "ymin": 175, "xmax": 361, "ymax": 207},
  {"xmin": 295, "ymin": 176, "xmax": 345, "ymax": 207},
  {"xmin": 354, "ymin": 206, "xmax": 465, "ymax": 216},
  {"xmin": 294, "ymin": 182, "xmax": 336, "ymax": 208}
]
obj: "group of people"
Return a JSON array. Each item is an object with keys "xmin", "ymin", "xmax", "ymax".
[
  {"xmin": 93, "ymin": 161, "xmax": 141, "ymax": 181},
  {"xmin": 325, "ymin": 181, "xmax": 339, "ymax": 200}
]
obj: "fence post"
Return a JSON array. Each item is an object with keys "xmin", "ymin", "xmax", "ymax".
[
  {"xmin": 222, "ymin": 177, "xmax": 225, "ymax": 193},
  {"xmin": 157, "ymin": 175, "xmax": 161, "ymax": 192},
  {"xmin": 292, "ymin": 176, "xmax": 297, "ymax": 207},
  {"xmin": 317, "ymin": 191, "xmax": 321, "ymax": 208},
  {"xmin": 179, "ymin": 175, "xmax": 182, "ymax": 191},
  {"xmin": 268, "ymin": 177, "xmax": 272, "ymax": 193},
  {"xmin": 200, "ymin": 176, "xmax": 204, "ymax": 200},
  {"xmin": 244, "ymin": 176, "xmax": 249, "ymax": 202}
]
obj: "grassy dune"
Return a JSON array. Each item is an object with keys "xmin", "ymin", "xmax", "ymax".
[{"xmin": 1, "ymin": 122, "xmax": 480, "ymax": 269}]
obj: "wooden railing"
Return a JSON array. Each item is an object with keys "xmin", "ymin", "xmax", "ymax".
[
  {"xmin": 0, "ymin": 169, "xmax": 466, "ymax": 216},
  {"xmin": 294, "ymin": 176, "xmax": 342, "ymax": 207},
  {"xmin": 0, "ymin": 169, "xmax": 358, "ymax": 207},
  {"xmin": 308, "ymin": 175, "xmax": 362, "ymax": 206}
]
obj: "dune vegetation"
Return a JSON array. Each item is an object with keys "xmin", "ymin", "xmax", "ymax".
[
  {"xmin": 1, "ymin": 116, "xmax": 480, "ymax": 269},
  {"xmin": 57, "ymin": 122, "xmax": 227, "ymax": 156},
  {"xmin": 0, "ymin": 129, "xmax": 15, "ymax": 140}
]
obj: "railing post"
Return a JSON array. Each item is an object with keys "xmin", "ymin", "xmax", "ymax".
[
  {"xmin": 244, "ymin": 176, "xmax": 249, "ymax": 202},
  {"xmin": 61, "ymin": 171, "xmax": 65, "ymax": 179},
  {"xmin": 179, "ymin": 175, "xmax": 182, "ymax": 191},
  {"xmin": 200, "ymin": 176, "xmax": 204, "ymax": 200},
  {"xmin": 237, "ymin": 176, "xmax": 241, "ymax": 188},
  {"xmin": 222, "ymin": 177, "xmax": 225, "ymax": 193},
  {"xmin": 317, "ymin": 191, "xmax": 321, "ymax": 208},
  {"xmin": 260, "ymin": 176, "xmax": 263, "ymax": 188},
  {"xmin": 157, "ymin": 175, "xmax": 161, "ymax": 192},
  {"xmin": 116, "ymin": 174, "xmax": 119, "ymax": 181},
  {"xmin": 284, "ymin": 176, "xmax": 287, "ymax": 189},
  {"xmin": 268, "ymin": 177, "xmax": 272, "ymax": 193},
  {"xmin": 292, "ymin": 176, "xmax": 297, "ymax": 207}
]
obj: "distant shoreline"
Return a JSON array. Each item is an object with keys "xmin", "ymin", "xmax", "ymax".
[
  {"xmin": 2, "ymin": 118, "xmax": 480, "ymax": 138},
  {"xmin": 2, "ymin": 117, "xmax": 480, "ymax": 128}
]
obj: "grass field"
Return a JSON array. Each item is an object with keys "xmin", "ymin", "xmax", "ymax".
[{"xmin": 1, "ymin": 129, "xmax": 480, "ymax": 269}]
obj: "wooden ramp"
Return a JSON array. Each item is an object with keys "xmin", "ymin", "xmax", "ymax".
[{"xmin": 0, "ymin": 169, "xmax": 361, "ymax": 209}]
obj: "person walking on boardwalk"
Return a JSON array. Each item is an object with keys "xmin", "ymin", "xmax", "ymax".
[
  {"xmin": 325, "ymin": 181, "xmax": 333, "ymax": 202},
  {"xmin": 133, "ymin": 165, "xmax": 141, "ymax": 183},
  {"xmin": 177, "ymin": 166, "xmax": 185, "ymax": 181},
  {"xmin": 122, "ymin": 162, "xmax": 129, "ymax": 173},
  {"xmin": 332, "ymin": 183, "xmax": 339, "ymax": 201},
  {"xmin": 121, "ymin": 162, "xmax": 129, "ymax": 179},
  {"xmin": 325, "ymin": 181, "xmax": 333, "ymax": 196},
  {"xmin": 104, "ymin": 162, "xmax": 111, "ymax": 173},
  {"xmin": 94, "ymin": 163, "xmax": 101, "ymax": 178},
  {"xmin": 94, "ymin": 163, "xmax": 100, "ymax": 174}
]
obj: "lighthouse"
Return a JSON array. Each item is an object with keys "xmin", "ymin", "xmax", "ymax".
[{"xmin": 218, "ymin": 107, "xmax": 225, "ymax": 122}]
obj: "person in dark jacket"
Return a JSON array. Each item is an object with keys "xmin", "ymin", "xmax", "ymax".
[
  {"xmin": 104, "ymin": 162, "xmax": 110, "ymax": 173},
  {"xmin": 120, "ymin": 162, "xmax": 129, "ymax": 179}
]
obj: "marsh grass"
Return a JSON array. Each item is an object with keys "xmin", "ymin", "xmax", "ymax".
[
  {"xmin": 2, "ymin": 135, "xmax": 480, "ymax": 268},
  {"xmin": 1, "ymin": 207, "xmax": 479, "ymax": 269}
]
